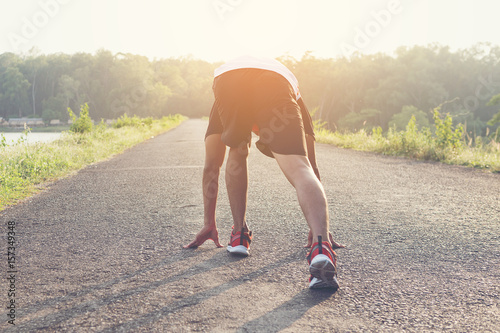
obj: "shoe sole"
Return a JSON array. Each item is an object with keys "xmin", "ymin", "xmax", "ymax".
[
  {"xmin": 309, "ymin": 254, "xmax": 339, "ymax": 290},
  {"xmin": 227, "ymin": 245, "xmax": 249, "ymax": 257},
  {"xmin": 309, "ymin": 277, "xmax": 339, "ymax": 289}
]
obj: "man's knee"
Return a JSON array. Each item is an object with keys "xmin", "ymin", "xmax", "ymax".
[
  {"xmin": 204, "ymin": 164, "xmax": 221, "ymax": 179},
  {"xmin": 226, "ymin": 146, "xmax": 248, "ymax": 177},
  {"xmin": 274, "ymin": 154, "xmax": 317, "ymax": 185},
  {"xmin": 229, "ymin": 143, "xmax": 249, "ymax": 159},
  {"xmin": 205, "ymin": 155, "xmax": 224, "ymax": 170}
]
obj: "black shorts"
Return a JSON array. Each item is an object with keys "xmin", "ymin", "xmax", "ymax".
[{"xmin": 205, "ymin": 68, "xmax": 314, "ymax": 157}]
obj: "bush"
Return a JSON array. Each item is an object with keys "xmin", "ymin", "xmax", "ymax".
[
  {"xmin": 338, "ymin": 108, "xmax": 382, "ymax": 130},
  {"xmin": 68, "ymin": 103, "xmax": 93, "ymax": 134},
  {"xmin": 433, "ymin": 107, "xmax": 464, "ymax": 149},
  {"xmin": 113, "ymin": 114, "xmax": 154, "ymax": 128},
  {"xmin": 315, "ymin": 109, "xmax": 499, "ymax": 172}
]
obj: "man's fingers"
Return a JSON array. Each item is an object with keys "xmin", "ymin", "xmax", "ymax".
[
  {"xmin": 183, "ymin": 236, "xmax": 207, "ymax": 249},
  {"xmin": 304, "ymin": 231, "xmax": 345, "ymax": 249},
  {"xmin": 304, "ymin": 229, "xmax": 313, "ymax": 248},
  {"xmin": 183, "ymin": 240, "xmax": 201, "ymax": 249},
  {"xmin": 208, "ymin": 230, "xmax": 223, "ymax": 248},
  {"xmin": 184, "ymin": 228, "xmax": 223, "ymax": 249},
  {"xmin": 331, "ymin": 241, "xmax": 346, "ymax": 249},
  {"xmin": 208, "ymin": 236, "xmax": 223, "ymax": 248},
  {"xmin": 329, "ymin": 233, "xmax": 346, "ymax": 249}
]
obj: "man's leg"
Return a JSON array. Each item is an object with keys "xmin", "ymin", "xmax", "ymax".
[
  {"xmin": 272, "ymin": 153, "xmax": 329, "ymax": 241},
  {"xmin": 225, "ymin": 144, "xmax": 250, "ymax": 233},
  {"xmin": 273, "ymin": 152, "xmax": 338, "ymax": 289}
]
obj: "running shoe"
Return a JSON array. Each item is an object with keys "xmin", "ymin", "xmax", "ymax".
[
  {"xmin": 306, "ymin": 235, "xmax": 339, "ymax": 289},
  {"xmin": 227, "ymin": 227, "xmax": 252, "ymax": 256}
]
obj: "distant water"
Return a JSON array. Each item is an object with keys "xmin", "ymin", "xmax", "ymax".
[{"xmin": 1, "ymin": 132, "xmax": 63, "ymax": 146}]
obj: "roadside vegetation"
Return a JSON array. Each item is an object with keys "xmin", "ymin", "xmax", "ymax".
[
  {"xmin": 0, "ymin": 104, "xmax": 186, "ymax": 210},
  {"xmin": 315, "ymin": 105, "xmax": 500, "ymax": 173}
]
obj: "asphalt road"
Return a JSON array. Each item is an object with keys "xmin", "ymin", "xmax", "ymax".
[{"xmin": 1, "ymin": 119, "xmax": 499, "ymax": 332}]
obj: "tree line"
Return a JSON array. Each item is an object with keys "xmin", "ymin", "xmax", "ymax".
[
  {"xmin": 277, "ymin": 44, "xmax": 500, "ymax": 136},
  {"xmin": 0, "ymin": 49, "xmax": 217, "ymax": 122},
  {"xmin": 1, "ymin": 44, "xmax": 499, "ymax": 136}
]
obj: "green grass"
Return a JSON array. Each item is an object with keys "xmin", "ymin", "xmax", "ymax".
[
  {"xmin": 315, "ymin": 120, "xmax": 500, "ymax": 173},
  {"xmin": 0, "ymin": 114, "xmax": 187, "ymax": 211}
]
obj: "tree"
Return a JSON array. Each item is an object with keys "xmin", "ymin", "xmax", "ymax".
[
  {"xmin": 487, "ymin": 94, "xmax": 500, "ymax": 126},
  {"xmin": 1, "ymin": 44, "xmax": 499, "ymax": 129},
  {"xmin": 19, "ymin": 48, "xmax": 47, "ymax": 116},
  {"xmin": 42, "ymin": 95, "xmax": 66, "ymax": 122},
  {"xmin": 0, "ymin": 67, "xmax": 30, "ymax": 117},
  {"xmin": 389, "ymin": 105, "xmax": 430, "ymax": 130},
  {"xmin": 58, "ymin": 74, "xmax": 81, "ymax": 109},
  {"xmin": 338, "ymin": 108, "xmax": 382, "ymax": 131},
  {"xmin": 145, "ymin": 82, "xmax": 171, "ymax": 117}
]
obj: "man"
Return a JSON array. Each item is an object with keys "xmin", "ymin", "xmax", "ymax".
[{"xmin": 184, "ymin": 56, "xmax": 342, "ymax": 289}]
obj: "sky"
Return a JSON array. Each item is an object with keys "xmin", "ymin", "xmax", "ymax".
[{"xmin": 0, "ymin": 0, "xmax": 499, "ymax": 62}]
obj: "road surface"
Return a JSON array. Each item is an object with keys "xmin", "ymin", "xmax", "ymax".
[{"xmin": 1, "ymin": 119, "xmax": 498, "ymax": 332}]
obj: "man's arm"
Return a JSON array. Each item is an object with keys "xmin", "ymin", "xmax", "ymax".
[
  {"xmin": 298, "ymin": 97, "xmax": 320, "ymax": 180},
  {"xmin": 183, "ymin": 134, "xmax": 226, "ymax": 248}
]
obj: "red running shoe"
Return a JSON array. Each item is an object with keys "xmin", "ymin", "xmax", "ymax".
[
  {"xmin": 227, "ymin": 228, "xmax": 252, "ymax": 256},
  {"xmin": 306, "ymin": 235, "xmax": 339, "ymax": 289}
]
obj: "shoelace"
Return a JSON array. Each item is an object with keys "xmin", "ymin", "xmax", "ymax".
[{"xmin": 307, "ymin": 235, "xmax": 335, "ymax": 263}]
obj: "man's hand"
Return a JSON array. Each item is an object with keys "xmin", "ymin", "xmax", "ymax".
[
  {"xmin": 183, "ymin": 225, "xmax": 223, "ymax": 248},
  {"xmin": 304, "ymin": 229, "xmax": 346, "ymax": 249}
]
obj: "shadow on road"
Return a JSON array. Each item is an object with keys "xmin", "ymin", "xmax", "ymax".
[
  {"xmin": 11, "ymin": 248, "xmax": 306, "ymax": 332},
  {"xmin": 237, "ymin": 288, "xmax": 336, "ymax": 332},
  {"xmin": 11, "ymin": 248, "xmax": 222, "ymax": 331},
  {"xmin": 99, "ymin": 250, "xmax": 305, "ymax": 332}
]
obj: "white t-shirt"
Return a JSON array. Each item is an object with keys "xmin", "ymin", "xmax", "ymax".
[{"xmin": 214, "ymin": 56, "xmax": 301, "ymax": 100}]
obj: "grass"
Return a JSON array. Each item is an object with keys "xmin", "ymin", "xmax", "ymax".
[
  {"xmin": 315, "ymin": 116, "xmax": 500, "ymax": 173},
  {"xmin": 0, "ymin": 114, "xmax": 187, "ymax": 211}
]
